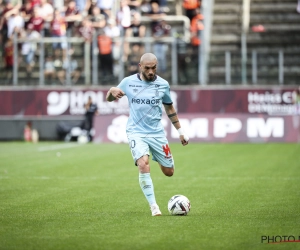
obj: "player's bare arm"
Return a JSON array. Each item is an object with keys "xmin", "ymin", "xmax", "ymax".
[
  {"xmin": 163, "ymin": 104, "xmax": 189, "ymax": 146},
  {"xmin": 106, "ymin": 87, "xmax": 125, "ymax": 102}
]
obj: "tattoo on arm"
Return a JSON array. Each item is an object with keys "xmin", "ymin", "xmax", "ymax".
[{"xmin": 168, "ymin": 112, "xmax": 177, "ymax": 118}]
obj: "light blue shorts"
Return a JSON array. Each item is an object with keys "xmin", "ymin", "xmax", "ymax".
[{"xmin": 127, "ymin": 136, "xmax": 174, "ymax": 168}]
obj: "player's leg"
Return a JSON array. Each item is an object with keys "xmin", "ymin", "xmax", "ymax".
[
  {"xmin": 136, "ymin": 154, "xmax": 150, "ymax": 173},
  {"xmin": 158, "ymin": 163, "xmax": 174, "ymax": 177},
  {"xmin": 136, "ymin": 154, "xmax": 162, "ymax": 216},
  {"xmin": 136, "ymin": 155, "xmax": 157, "ymax": 207},
  {"xmin": 149, "ymin": 137, "xmax": 175, "ymax": 177},
  {"xmin": 128, "ymin": 137, "xmax": 161, "ymax": 216}
]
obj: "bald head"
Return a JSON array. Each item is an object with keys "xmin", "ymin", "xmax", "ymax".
[
  {"xmin": 140, "ymin": 53, "xmax": 157, "ymax": 64},
  {"xmin": 139, "ymin": 53, "xmax": 158, "ymax": 82}
]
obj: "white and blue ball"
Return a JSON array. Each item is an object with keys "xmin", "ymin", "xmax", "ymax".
[{"xmin": 168, "ymin": 194, "xmax": 191, "ymax": 216}]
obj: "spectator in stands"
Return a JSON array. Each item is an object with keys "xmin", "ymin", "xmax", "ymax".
[
  {"xmin": 21, "ymin": 23, "xmax": 40, "ymax": 78},
  {"xmin": 3, "ymin": 38, "xmax": 13, "ymax": 84},
  {"xmin": 116, "ymin": 0, "xmax": 131, "ymax": 34},
  {"xmin": 75, "ymin": 0, "xmax": 90, "ymax": 14},
  {"xmin": 87, "ymin": 0, "xmax": 97, "ymax": 15},
  {"xmin": 96, "ymin": 0, "xmax": 115, "ymax": 20},
  {"xmin": 127, "ymin": 43, "xmax": 142, "ymax": 75},
  {"xmin": 146, "ymin": 1, "xmax": 168, "ymax": 73},
  {"xmin": 20, "ymin": 0, "xmax": 33, "ymax": 27},
  {"xmin": 126, "ymin": 11, "xmax": 145, "ymax": 41},
  {"xmin": 128, "ymin": 0, "xmax": 142, "ymax": 14},
  {"xmin": 6, "ymin": 8, "xmax": 24, "ymax": 39},
  {"xmin": 0, "ymin": 1, "xmax": 16, "ymax": 56},
  {"xmin": 65, "ymin": 0, "xmax": 81, "ymax": 35},
  {"xmin": 90, "ymin": 5, "xmax": 106, "ymax": 34},
  {"xmin": 125, "ymin": 12, "xmax": 145, "ymax": 60},
  {"xmin": 53, "ymin": 49, "xmax": 63, "ymax": 73},
  {"xmin": 50, "ymin": 9, "xmax": 67, "ymax": 59},
  {"xmin": 0, "ymin": 0, "xmax": 15, "ymax": 28},
  {"xmin": 140, "ymin": 0, "xmax": 151, "ymax": 14},
  {"xmin": 30, "ymin": 0, "xmax": 41, "ymax": 8},
  {"xmin": 145, "ymin": 1, "xmax": 165, "ymax": 32},
  {"xmin": 103, "ymin": 18, "xmax": 120, "ymax": 38},
  {"xmin": 182, "ymin": 0, "xmax": 201, "ymax": 21},
  {"xmin": 52, "ymin": 0, "xmax": 64, "ymax": 12},
  {"xmin": 39, "ymin": 0, "xmax": 54, "ymax": 21},
  {"xmin": 57, "ymin": 49, "xmax": 81, "ymax": 85},
  {"xmin": 44, "ymin": 55, "xmax": 56, "ymax": 84},
  {"xmin": 103, "ymin": 18, "xmax": 121, "ymax": 75},
  {"xmin": 77, "ymin": 16, "xmax": 94, "ymax": 42},
  {"xmin": 97, "ymin": 29, "xmax": 114, "ymax": 83},
  {"xmin": 77, "ymin": 16, "xmax": 94, "ymax": 72},
  {"xmin": 152, "ymin": 19, "xmax": 171, "ymax": 73},
  {"xmin": 27, "ymin": 6, "xmax": 44, "ymax": 33},
  {"xmin": 190, "ymin": 8, "xmax": 203, "ymax": 47},
  {"xmin": 141, "ymin": 0, "xmax": 168, "ymax": 14},
  {"xmin": 155, "ymin": 0, "xmax": 169, "ymax": 13},
  {"xmin": 0, "ymin": 0, "xmax": 15, "ymax": 48},
  {"xmin": 116, "ymin": 0, "xmax": 131, "ymax": 61},
  {"xmin": 39, "ymin": 0, "xmax": 54, "ymax": 36},
  {"xmin": 0, "ymin": 0, "xmax": 15, "ymax": 17}
]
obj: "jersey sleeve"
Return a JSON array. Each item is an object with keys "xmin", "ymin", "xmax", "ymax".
[
  {"xmin": 117, "ymin": 77, "xmax": 128, "ymax": 94},
  {"xmin": 162, "ymin": 87, "xmax": 173, "ymax": 105}
]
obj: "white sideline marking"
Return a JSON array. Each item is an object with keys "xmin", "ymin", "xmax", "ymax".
[{"xmin": 37, "ymin": 143, "xmax": 82, "ymax": 152}]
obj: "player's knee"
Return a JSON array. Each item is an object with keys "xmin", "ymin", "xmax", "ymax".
[
  {"xmin": 137, "ymin": 156, "xmax": 150, "ymax": 173},
  {"xmin": 163, "ymin": 168, "xmax": 174, "ymax": 177},
  {"xmin": 138, "ymin": 163, "xmax": 150, "ymax": 173}
]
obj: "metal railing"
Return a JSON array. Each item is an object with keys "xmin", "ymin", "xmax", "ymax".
[
  {"xmin": 224, "ymin": 50, "xmax": 286, "ymax": 85},
  {"xmin": 140, "ymin": 15, "xmax": 191, "ymax": 43},
  {"xmin": 7, "ymin": 14, "xmax": 191, "ymax": 86},
  {"xmin": 11, "ymin": 32, "xmax": 184, "ymax": 86},
  {"xmin": 13, "ymin": 34, "xmax": 86, "ymax": 86}
]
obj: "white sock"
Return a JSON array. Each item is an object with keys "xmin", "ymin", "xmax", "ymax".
[{"xmin": 139, "ymin": 173, "xmax": 156, "ymax": 206}]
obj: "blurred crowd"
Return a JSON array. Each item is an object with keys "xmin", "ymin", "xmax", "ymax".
[{"xmin": 0, "ymin": 0, "xmax": 203, "ymax": 84}]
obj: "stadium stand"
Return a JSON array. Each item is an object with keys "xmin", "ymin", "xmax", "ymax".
[
  {"xmin": 210, "ymin": 0, "xmax": 300, "ymax": 85},
  {"xmin": 0, "ymin": 0, "xmax": 299, "ymax": 85},
  {"xmin": 248, "ymin": 0, "xmax": 300, "ymax": 85},
  {"xmin": 0, "ymin": 0, "xmax": 191, "ymax": 85}
]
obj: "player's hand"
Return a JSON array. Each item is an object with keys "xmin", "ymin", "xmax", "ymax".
[
  {"xmin": 111, "ymin": 87, "xmax": 125, "ymax": 100},
  {"xmin": 180, "ymin": 134, "xmax": 189, "ymax": 146}
]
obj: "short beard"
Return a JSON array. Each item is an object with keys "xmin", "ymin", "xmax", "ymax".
[{"xmin": 142, "ymin": 71, "xmax": 155, "ymax": 82}]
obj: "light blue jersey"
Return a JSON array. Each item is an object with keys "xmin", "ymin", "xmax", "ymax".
[{"xmin": 117, "ymin": 74, "xmax": 173, "ymax": 137}]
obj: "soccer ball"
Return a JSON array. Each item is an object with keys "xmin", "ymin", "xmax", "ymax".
[
  {"xmin": 168, "ymin": 194, "xmax": 191, "ymax": 216},
  {"xmin": 77, "ymin": 135, "xmax": 89, "ymax": 144}
]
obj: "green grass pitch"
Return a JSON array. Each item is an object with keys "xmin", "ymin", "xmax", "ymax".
[{"xmin": 0, "ymin": 142, "xmax": 299, "ymax": 250}]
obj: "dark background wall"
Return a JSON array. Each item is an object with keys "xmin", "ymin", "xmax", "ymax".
[{"xmin": 0, "ymin": 117, "xmax": 83, "ymax": 141}]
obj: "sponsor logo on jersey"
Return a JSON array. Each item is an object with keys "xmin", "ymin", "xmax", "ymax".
[
  {"xmin": 132, "ymin": 98, "xmax": 160, "ymax": 105},
  {"xmin": 129, "ymin": 85, "xmax": 142, "ymax": 87}
]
